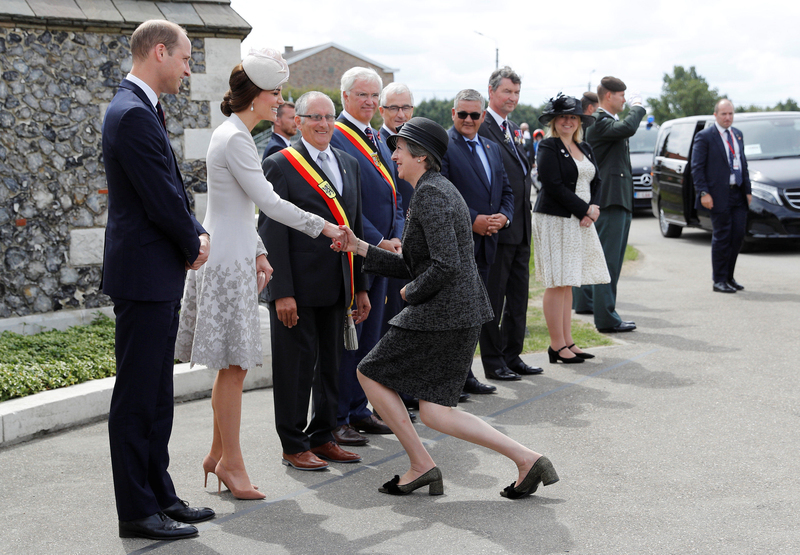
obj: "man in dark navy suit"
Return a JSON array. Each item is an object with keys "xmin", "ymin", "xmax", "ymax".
[
  {"xmin": 261, "ymin": 101, "xmax": 296, "ymax": 161},
  {"xmin": 330, "ymin": 67, "xmax": 403, "ymax": 445},
  {"xmin": 690, "ymin": 98, "xmax": 752, "ymax": 293},
  {"xmin": 102, "ymin": 20, "xmax": 213, "ymax": 541},
  {"xmin": 262, "ymin": 92, "xmax": 369, "ymax": 471},
  {"xmin": 442, "ymin": 88, "xmax": 514, "ymax": 395},
  {"xmin": 478, "ymin": 67, "xmax": 543, "ymax": 380}
]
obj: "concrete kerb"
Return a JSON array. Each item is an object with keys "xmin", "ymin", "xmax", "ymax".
[{"xmin": 0, "ymin": 306, "xmax": 275, "ymax": 448}]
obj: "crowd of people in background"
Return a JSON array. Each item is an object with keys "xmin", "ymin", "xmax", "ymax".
[{"xmin": 107, "ymin": 18, "xmax": 745, "ymax": 543}]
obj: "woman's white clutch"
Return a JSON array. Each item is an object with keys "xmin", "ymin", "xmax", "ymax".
[{"xmin": 344, "ymin": 309, "xmax": 358, "ymax": 350}]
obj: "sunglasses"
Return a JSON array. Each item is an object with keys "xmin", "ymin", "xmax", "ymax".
[{"xmin": 456, "ymin": 111, "xmax": 483, "ymax": 121}]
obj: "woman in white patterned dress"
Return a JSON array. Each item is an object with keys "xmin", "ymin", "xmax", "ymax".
[
  {"xmin": 175, "ymin": 49, "xmax": 345, "ymax": 499},
  {"xmin": 532, "ymin": 94, "xmax": 610, "ymax": 364}
]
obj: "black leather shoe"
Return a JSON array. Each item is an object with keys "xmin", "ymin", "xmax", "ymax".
[
  {"xmin": 597, "ymin": 321, "xmax": 637, "ymax": 333},
  {"xmin": 509, "ymin": 362, "xmax": 544, "ymax": 375},
  {"xmin": 351, "ymin": 414, "xmax": 392, "ymax": 434},
  {"xmin": 727, "ymin": 278, "xmax": 744, "ymax": 290},
  {"xmin": 459, "ymin": 392, "xmax": 471, "ymax": 403},
  {"xmin": 713, "ymin": 282, "xmax": 736, "ymax": 293},
  {"xmin": 485, "ymin": 367, "xmax": 522, "ymax": 381},
  {"xmin": 333, "ymin": 424, "xmax": 369, "ymax": 446},
  {"xmin": 463, "ymin": 376, "xmax": 497, "ymax": 394},
  {"xmin": 162, "ymin": 500, "xmax": 215, "ymax": 524},
  {"xmin": 119, "ymin": 512, "xmax": 198, "ymax": 540}
]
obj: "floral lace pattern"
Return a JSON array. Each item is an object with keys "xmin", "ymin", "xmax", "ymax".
[
  {"xmin": 532, "ymin": 156, "xmax": 611, "ymax": 288},
  {"xmin": 175, "ymin": 256, "xmax": 262, "ymax": 371}
]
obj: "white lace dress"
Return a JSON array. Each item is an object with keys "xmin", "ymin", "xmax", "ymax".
[
  {"xmin": 175, "ymin": 114, "xmax": 324, "ymax": 371},
  {"xmin": 532, "ymin": 155, "xmax": 610, "ymax": 288}
]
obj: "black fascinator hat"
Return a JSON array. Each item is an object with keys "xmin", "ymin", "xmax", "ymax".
[
  {"xmin": 538, "ymin": 93, "xmax": 595, "ymax": 127},
  {"xmin": 387, "ymin": 117, "xmax": 449, "ymax": 165}
]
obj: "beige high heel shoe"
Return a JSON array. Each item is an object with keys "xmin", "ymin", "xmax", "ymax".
[
  {"xmin": 204, "ymin": 455, "xmax": 259, "ymax": 490},
  {"xmin": 215, "ymin": 462, "xmax": 266, "ymax": 500}
]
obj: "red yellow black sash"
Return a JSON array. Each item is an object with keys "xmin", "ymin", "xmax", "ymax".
[
  {"xmin": 281, "ymin": 147, "xmax": 355, "ymax": 308},
  {"xmin": 334, "ymin": 121, "xmax": 397, "ymax": 209}
]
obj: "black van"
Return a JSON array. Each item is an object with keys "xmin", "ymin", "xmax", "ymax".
[{"xmin": 651, "ymin": 112, "xmax": 800, "ymax": 247}]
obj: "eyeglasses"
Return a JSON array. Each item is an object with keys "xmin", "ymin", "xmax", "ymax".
[
  {"xmin": 456, "ymin": 111, "xmax": 483, "ymax": 121},
  {"xmin": 382, "ymin": 105, "xmax": 414, "ymax": 114},
  {"xmin": 353, "ymin": 92, "xmax": 380, "ymax": 101},
  {"xmin": 297, "ymin": 114, "xmax": 336, "ymax": 122}
]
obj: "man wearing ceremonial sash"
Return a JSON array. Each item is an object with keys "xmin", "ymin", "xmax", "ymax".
[
  {"xmin": 262, "ymin": 92, "xmax": 370, "ymax": 470},
  {"xmin": 330, "ymin": 67, "xmax": 404, "ymax": 445}
]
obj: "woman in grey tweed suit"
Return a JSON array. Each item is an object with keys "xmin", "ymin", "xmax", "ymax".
[{"xmin": 340, "ymin": 118, "xmax": 559, "ymax": 499}]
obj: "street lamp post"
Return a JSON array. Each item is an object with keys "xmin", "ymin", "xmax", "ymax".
[{"xmin": 474, "ymin": 31, "xmax": 498, "ymax": 70}]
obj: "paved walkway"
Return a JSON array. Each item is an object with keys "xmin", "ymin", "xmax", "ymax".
[{"xmin": 1, "ymin": 215, "xmax": 799, "ymax": 554}]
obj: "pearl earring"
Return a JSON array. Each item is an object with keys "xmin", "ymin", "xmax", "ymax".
[
  {"xmin": 417, "ymin": 158, "xmax": 422, "ymax": 163},
  {"xmin": 250, "ymin": 102, "xmax": 254, "ymax": 112}
]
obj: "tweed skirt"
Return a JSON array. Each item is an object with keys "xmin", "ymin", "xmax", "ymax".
[{"xmin": 358, "ymin": 325, "xmax": 481, "ymax": 407}]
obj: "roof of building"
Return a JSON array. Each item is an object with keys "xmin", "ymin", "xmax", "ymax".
[
  {"xmin": 283, "ymin": 42, "xmax": 397, "ymax": 73},
  {"xmin": 0, "ymin": 0, "xmax": 251, "ymax": 38}
]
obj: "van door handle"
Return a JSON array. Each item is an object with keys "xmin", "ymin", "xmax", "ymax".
[{"xmin": 676, "ymin": 163, "xmax": 685, "ymax": 173}]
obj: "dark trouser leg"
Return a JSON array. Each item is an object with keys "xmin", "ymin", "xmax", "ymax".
[
  {"xmin": 592, "ymin": 206, "xmax": 632, "ymax": 330},
  {"xmin": 269, "ymin": 303, "xmax": 318, "ymax": 454},
  {"xmin": 710, "ymin": 188, "xmax": 748, "ymax": 283},
  {"xmin": 337, "ymin": 276, "xmax": 387, "ymax": 425},
  {"xmin": 502, "ymin": 240, "xmax": 531, "ymax": 368},
  {"xmin": 480, "ymin": 243, "xmax": 513, "ymax": 374},
  {"xmin": 572, "ymin": 285, "xmax": 593, "ymax": 312},
  {"xmin": 308, "ymin": 303, "xmax": 345, "ymax": 448},
  {"xmin": 109, "ymin": 298, "xmax": 180, "ymax": 522}
]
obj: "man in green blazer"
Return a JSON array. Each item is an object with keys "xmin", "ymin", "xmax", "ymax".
[{"xmin": 574, "ymin": 76, "xmax": 645, "ymax": 333}]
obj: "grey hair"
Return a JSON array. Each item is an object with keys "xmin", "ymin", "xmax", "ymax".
[
  {"xmin": 454, "ymin": 89, "xmax": 485, "ymax": 110},
  {"xmin": 340, "ymin": 66, "xmax": 383, "ymax": 104},
  {"xmin": 405, "ymin": 139, "xmax": 441, "ymax": 173},
  {"xmin": 295, "ymin": 91, "xmax": 334, "ymax": 117},
  {"xmin": 488, "ymin": 66, "xmax": 521, "ymax": 92},
  {"xmin": 380, "ymin": 82, "xmax": 414, "ymax": 106}
]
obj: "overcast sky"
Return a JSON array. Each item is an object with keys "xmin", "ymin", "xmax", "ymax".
[{"xmin": 231, "ymin": 0, "xmax": 799, "ymax": 111}]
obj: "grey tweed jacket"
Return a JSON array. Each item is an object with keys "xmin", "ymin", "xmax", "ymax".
[{"xmin": 363, "ymin": 170, "xmax": 494, "ymax": 331}]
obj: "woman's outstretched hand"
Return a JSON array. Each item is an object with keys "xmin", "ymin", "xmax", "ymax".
[
  {"xmin": 333, "ymin": 224, "xmax": 359, "ymax": 253},
  {"xmin": 322, "ymin": 221, "xmax": 349, "ymax": 251}
]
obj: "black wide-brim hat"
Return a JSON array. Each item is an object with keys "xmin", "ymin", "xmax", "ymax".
[
  {"xmin": 538, "ymin": 93, "xmax": 595, "ymax": 127},
  {"xmin": 387, "ymin": 117, "xmax": 449, "ymax": 165}
]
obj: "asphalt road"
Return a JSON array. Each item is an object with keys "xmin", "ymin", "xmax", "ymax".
[{"xmin": 1, "ymin": 214, "xmax": 799, "ymax": 555}]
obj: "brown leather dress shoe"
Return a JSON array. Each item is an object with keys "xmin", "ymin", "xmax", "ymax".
[
  {"xmin": 281, "ymin": 451, "xmax": 329, "ymax": 471},
  {"xmin": 332, "ymin": 424, "xmax": 369, "ymax": 446},
  {"xmin": 310, "ymin": 441, "xmax": 362, "ymax": 463},
  {"xmin": 351, "ymin": 414, "xmax": 392, "ymax": 434}
]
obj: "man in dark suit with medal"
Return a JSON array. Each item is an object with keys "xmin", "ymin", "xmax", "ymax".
[
  {"xmin": 330, "ymin": 67, "xmax": 403, "ymax": 445},
  {"xmin": 478, "ymin": 67, "xmax": 543, "ymax": 381},
  {"xmin": 690, "ymin": 98, "xmax": 752, "ymax": 293},
  {"xmin": 262, "ymin": 91, "xmax": 369, "ymax": 470},
  {"xmin": 442, "ymin": 88, "xmax": 515, "ymax": 394},
  {"xmin": 102, "ymin": 20, "xmax": 213, "ymax": 540}
]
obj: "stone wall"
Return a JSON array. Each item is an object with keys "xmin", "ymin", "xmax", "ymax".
[{"xmin": 0, "ymin": 26, "xmax": 211, "ymax": 318}]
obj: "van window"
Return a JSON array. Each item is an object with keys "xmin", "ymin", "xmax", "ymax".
[
  {"xmin": 656, "ymin": 127, "xmax": 671, "ymax": 158},
  {"xmin": 660, "ymin": 123, "xmax": 695, "ymax": 161},
  {"xmin": 735, "ymin": 116, "xmax": 800, "ymax": 160}
]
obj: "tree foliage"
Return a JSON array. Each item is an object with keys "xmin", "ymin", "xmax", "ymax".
[{"xmin": 647, "ymin": 66, "xmax": 720, "ymax": 124}]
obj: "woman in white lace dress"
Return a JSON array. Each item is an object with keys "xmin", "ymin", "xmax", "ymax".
[
  {"xmin": 175, "ymin": 49, "xmax": 345, "ymax": 499},
  {"xmin": 532, "ymin": 94, "xmax": 610, "ymax": 364}
]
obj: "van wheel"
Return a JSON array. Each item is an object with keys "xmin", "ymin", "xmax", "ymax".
[{"xmin": 658, "ymin": 202, "xmax": 682, "ymax": 238}]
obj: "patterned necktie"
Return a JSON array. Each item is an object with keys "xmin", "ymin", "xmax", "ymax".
[
  {"xmin": 364, "ymin": 127, "xmax": 376, "ymax": 149},
  {"xmin": 318, "ymin": 151, "xmax": 342, "ymax": 195},
  {"xmin": 502, "ymin": 120, "xmax": 524, "ymax": 171},
  {"xmin": 724, "ymin": 129, "xmax": 742, "ymax": 185},
  {"xmin": 156, "ymin": 102, "xmax": 167, "ymax": 130}
]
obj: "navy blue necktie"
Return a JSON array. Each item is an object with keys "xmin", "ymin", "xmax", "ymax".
[
  {"xmin": 725, "ymin": 129, "xmax": 742, "ymax": 185},
  {"xmin": 468, "ymin": 140, "xmax": 490, "ymax": 181}
]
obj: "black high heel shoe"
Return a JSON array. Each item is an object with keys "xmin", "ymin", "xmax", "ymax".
[
  {"xmin": 567, "ymin": 343, "xmax": 595, "ymax": 359},
  {"xmin": 379, "ymin": 467, "xmax": 444, "ymax": 496},
  {"xmin": 500, "ymin": 456, "xmax": 559, "ymax": 499},
  {"xmin": 548, "ymin": 346, "xmax": 584, "ymax": 364}
]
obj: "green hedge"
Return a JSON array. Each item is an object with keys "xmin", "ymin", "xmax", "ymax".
[{"xmin": 0, "ymin": 314, "xmax": 116, "ymax": 402}]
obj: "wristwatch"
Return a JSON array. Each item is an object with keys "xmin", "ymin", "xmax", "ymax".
[{"xmin": 700, "ymin": 191, "xmax": 708, "ymax": 197}]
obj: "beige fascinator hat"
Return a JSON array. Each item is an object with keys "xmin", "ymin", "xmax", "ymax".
[{"xmin": 241, "ymin": 47, "xmax": 290, "ymax": 90}]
